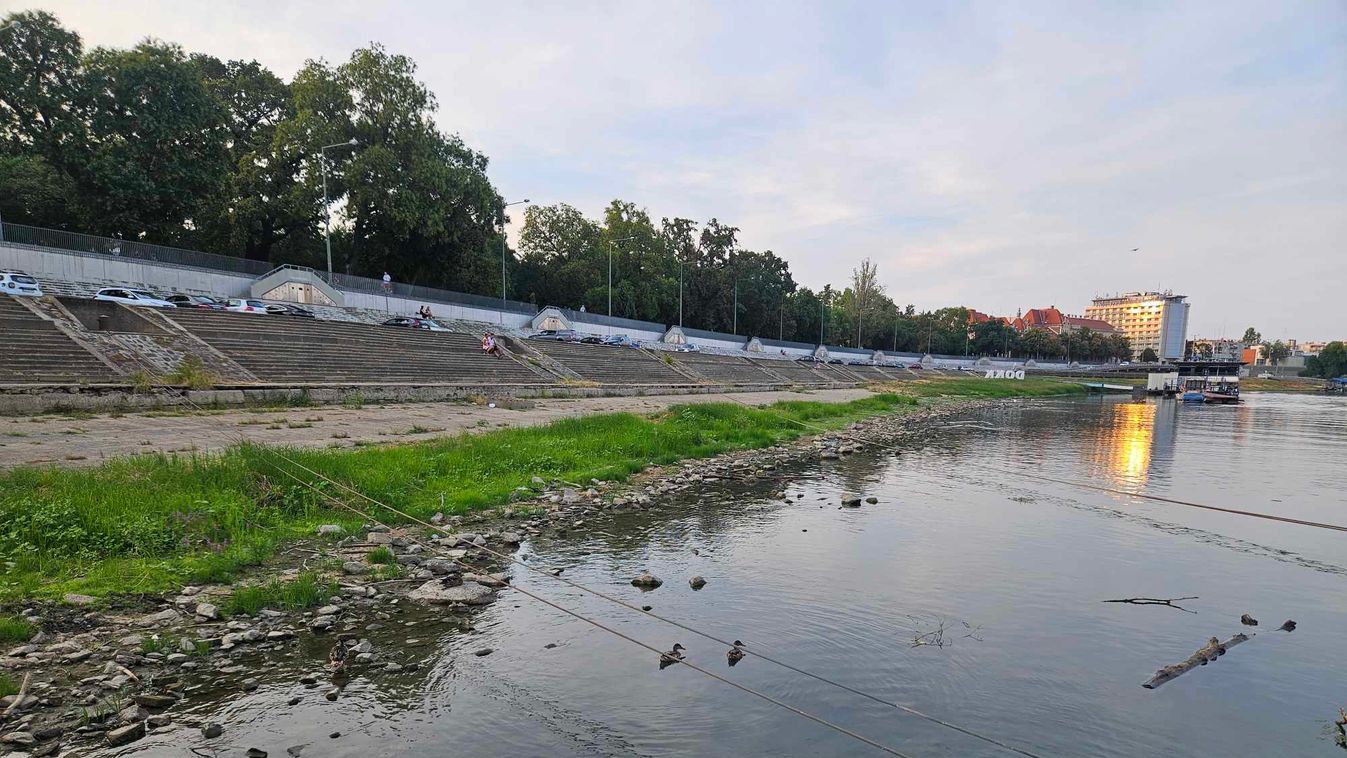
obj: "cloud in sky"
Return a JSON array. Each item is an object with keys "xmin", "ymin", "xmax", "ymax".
[{"xmin": 24, "ymin": 0, "xmax": 1347, "ymax": 339}]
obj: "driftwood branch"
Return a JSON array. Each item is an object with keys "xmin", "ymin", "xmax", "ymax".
[
  {"xmin": 1103, "ymin": 596, "xmax": 1199, "ymax": 613},
  {"xmin": 1143, "ymin": 633, "xmax": 1252, "ymax": 689},
  {"xmin": 2, "ymin": 673, "xmax": 31, "ymax": 717}
]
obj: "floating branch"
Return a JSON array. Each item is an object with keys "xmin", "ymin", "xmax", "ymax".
[
  {"xmin": 1142, "ymin": 633, "xmax": 1252, "ymax": 689},
  {"xmin": 1103, "ymin": 596, "xmax": 1199, "ymax": 613}
]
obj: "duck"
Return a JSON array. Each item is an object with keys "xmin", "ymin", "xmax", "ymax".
[
  {"xmin": 328, "ymin": 642, "xmax": 348, "ymax": 672},
  {"xmin": 727, "ymin": 640, "xmax": 746, "ymax": 667},
  {"xmin": 659, "ymin": 643, "xmax": 686, "ymax": 669}
]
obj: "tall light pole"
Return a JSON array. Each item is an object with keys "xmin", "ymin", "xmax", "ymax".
[
  {"xmin": 319, "ymin": 138, "xmax": 358, "ymax": 275},
  {"xmin": 500, "ymin": 199, "xmax": 530, "ymax": 319},
  {"xmin": 732, "ymin": 280, "xmax": 738, "ymax": 335},
  {"xmin": 678, "ymin": 256, "xmax": 684, "ymax": 328},
  {"xmin": 608, "ymin": 235, "xmax": 637, "ymax": 318}
]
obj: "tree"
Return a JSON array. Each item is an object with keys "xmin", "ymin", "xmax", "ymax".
[
  {"xmin": 0, "ymin": 11, "xmax": 84, "ymax": 162},
  {"xmin": 1319, "ymin": 342, "xmax": 1347, "ymax": 377},
  {"xmin": 1241, "ymin": 327, "xmax": 1261, "ymax": 346},
  {"xmin": 0, "ymin": 154, "xmax": 75, "ymax": 228},
  {"xmin": 1140, "ymin": 347, "xmax": 1159, "ymax": 363},
  {"xmin": 1018, "ymin": 328, "xmax": 1059, "ymax": 358},
  {"xmin": 971, "ymin": 320, "xmax": 1017, "ymax": 356},
  {"xmin": 1261, "ymin": 340, "xmax": 1290, "ymax": 366},
  {"xmin": 73, "ymin": 42, "xmax": 230, "ymax": 241}
]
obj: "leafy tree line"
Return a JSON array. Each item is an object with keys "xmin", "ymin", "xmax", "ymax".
[
  {"xmin": 0, "ymin": 10, "xmax": 504, "ymax": 292},
  {"xmin": 1301, "ymin": 342, "xmax": 1346, "ymax": 378}
]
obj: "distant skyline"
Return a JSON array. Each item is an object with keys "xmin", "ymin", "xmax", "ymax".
[{"xmin": 19, "ymin": 0, "xmax": 1347, "ymax": 340}]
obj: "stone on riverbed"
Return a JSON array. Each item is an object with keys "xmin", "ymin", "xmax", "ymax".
[
  {"xmin": 106, "ymin": 722, "xmax": 146, "ymax": 747},
  {"xmin": 840, "ymin": 497, "xmax": 862, "ymax": 507},
  {"xmin": 408, "ymin": 580, "xmax": 497, "ymax": 606},
  {"xmin": 631, "ymin": 572, "xmax": 663, "ymax": 589},
  {"xmin": 689, "ymin": 576, "xmax": 707, "ymax": 590},
  {"xmin": 317, "ymin": 524, "xmax": 344, "ymax": 536},
  {"xmin": 341, "ymin": 561, "xmax": 369, "ymax": 575}
]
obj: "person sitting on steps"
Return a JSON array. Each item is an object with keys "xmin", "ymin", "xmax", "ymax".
[{"xmin": 481, "ymin": 332, "xmax": 504, "ymax": 358}]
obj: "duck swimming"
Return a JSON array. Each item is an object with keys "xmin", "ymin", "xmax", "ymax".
[
  {"xmin": 328, "ymin": 642, "xmax": 348, "ymax": 673},
  {"xmin": 727, "ymin": 640, "xmax": 746, "ymax": 666},
  {"xmin": 659, "ymin": 643, "xmax": 686, "ymax": 669}
]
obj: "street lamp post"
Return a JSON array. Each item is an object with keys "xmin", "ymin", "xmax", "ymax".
[
  {"xmin": 607, "ymin": 235, "xmax": 637, "ymax": 318},
  {"xmin": 678, "ymin": 258, "xmax": 684, "ymax": 328},
  {"xmin": 500, "ymin": 199, "xmax": 531, "ymax": 321},
  {"xmin": 318, "ymin": 138, "xmax": 358, "ymax": 275},
  {"xmin": 732, "ymin": 280, "xmax": 738, "ymax": 336}
]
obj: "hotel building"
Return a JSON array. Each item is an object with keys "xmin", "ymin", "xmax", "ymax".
[{"xmin": 1085, "ymin": 291, "xmax": 1190, "ymax": 360}]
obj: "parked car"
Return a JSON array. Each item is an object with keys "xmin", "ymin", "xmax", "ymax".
[
  {"xmin": 381, "ymin": 316, "xmax": 449, "ymax": 331},
  {"xmin": 0, "ymin": 270, "xmax": 43, "ymax": 297},
  {"xmin": 529, "ymin": 329, "xmax": 581, "ymax": 342},
  {"xmin": 265, "ymin": 303, "xmax": 317, "ymax": 318},
  {"xmin": 166, "ymin": 294, "xmax": 226, "ymax": 310},
  {"xmin": 602, "ymin": 335, "xmax": 641, "ymax": 348},
  {"xmin": 907, "ymin": 363, "xmax": 923, "ymax": 369},
  {"xmin": 674, "ymin": 343, "xmax": 700, "ymax": 353},
  {"xmin": 224, "ymin": 298, "xmax": 269, "ymax": 313},
  {"xmin": 93, "ymin": 287, "xmax": 177, "ymax": 308}
]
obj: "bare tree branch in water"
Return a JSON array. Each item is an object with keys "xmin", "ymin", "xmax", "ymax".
[
  {"xmin": 904, "ymin": 616, "xmax": 984, "ymax": 648},
  {"xmin": 1142, "ymin": 633, "xmax": 1252, "ymax": 689},
  {"xmin": 1102, "ymin": 596, "xmax": 1199, "ymax": 613}
]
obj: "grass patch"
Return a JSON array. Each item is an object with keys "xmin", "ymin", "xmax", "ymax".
[
  {"xmin": 165, "ymin": 356, "xmax": 216, "ymax": 390},
  {"xmin": 0, "ymin": 385, "xmax": 1067, "ymax": 602},
  {"xmin": 877, "ymin": 376, "xmax": 1088, "ymax": 399},
  {"xmin": 0, "ymin": 673, "xmax": 19, "ymax": 697},
  {"xmin": 366, "ymin": 546, "xmax": 395, "ymax": 565},
  {"xmin": 0, "ymin": 615, "xmax": 36, "ymax": 643},
  {"xmin": 219, "ymin": 572, "xmax": 338, "ymax": 617}
]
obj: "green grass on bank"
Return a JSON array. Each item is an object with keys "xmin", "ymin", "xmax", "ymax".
[
  {"xmin": 877, "ymin": 376, "xmax": 1089, "ymax": 399},
  {"xmin": 220, "ymin": 572, "xmax": 339, "ymax": 617},
  {"xmin": 0, "ymin": 393, "xmax": 920, "ymax": 601},
  {"xmin": 0, "ymin": 615, "xmax": 36, "ymax": 642}
]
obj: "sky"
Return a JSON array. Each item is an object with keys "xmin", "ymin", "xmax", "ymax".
[{"xmin": 12, "ymin": 0, "xmax": 1347, "ymax": 340}]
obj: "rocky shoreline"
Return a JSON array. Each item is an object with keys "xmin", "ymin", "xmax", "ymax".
[{"xmin": 0, "ymin": 398, "xmax": 984, "ymax": 756}]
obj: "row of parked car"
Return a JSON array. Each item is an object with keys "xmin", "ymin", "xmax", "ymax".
[
  {"xmin": 87, "ymin": 288, "xmax": 319, "ymax": 317},
  {"xmin": 528, "ymin": 329, "xmax": 642, "ymax": 348}
]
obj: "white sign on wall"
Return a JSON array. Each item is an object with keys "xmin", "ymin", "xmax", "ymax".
[{"xmin": 984, "ymin": 369, "xmax": 1026, "ymax": 380}]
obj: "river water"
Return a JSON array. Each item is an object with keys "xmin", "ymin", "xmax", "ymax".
[{"xmin": 116, "ymin": 393, "xmax": 1347, "ymax": 757}]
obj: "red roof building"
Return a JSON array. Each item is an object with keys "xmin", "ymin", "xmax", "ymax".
[{"xmin": 967, "ymin": 306, "xmax": 1120, "ymax": 336}]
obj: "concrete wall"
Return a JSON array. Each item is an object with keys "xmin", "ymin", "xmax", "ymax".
[{"xmin": 2, "ymin": 242, "xmax": 256, "ymax": 298}]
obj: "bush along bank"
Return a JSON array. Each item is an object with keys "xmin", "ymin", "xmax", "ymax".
[{"xmin": 0, "ymin": 392, "xmax": 991, "ymax": 754}]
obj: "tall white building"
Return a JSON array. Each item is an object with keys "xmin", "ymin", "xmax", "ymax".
[{"xmin": 1085, "ymin": 291, "xmax": 1190, "ymax": 360}]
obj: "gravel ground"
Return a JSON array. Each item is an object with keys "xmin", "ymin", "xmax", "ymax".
[{"xmin": 0, "ymin": 388, "xmax": 874, "ymax": 469}]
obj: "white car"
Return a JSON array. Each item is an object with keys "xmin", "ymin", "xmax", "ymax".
[
  {"xmin": 0, "ymin": 271, "xmax": 43, "ymax": 297},
  {"xmin": 225, "ymin": 298, "xmax": 270, "ymax": 314},
  {"xmin": 93, "ymin": 287, "xmax": 177, "ymax": 308}
]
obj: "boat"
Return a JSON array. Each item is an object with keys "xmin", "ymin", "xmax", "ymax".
[
  {"xmin": 1164, "ymin": 361, "xmax": 1245, "ymax": 404},
  {"xmin": 1202, "ymin": 379, "xmax": 1241, "ymax": 404}
]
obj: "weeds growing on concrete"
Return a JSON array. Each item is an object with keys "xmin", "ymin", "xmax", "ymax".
[
  {"xmin": 165, "ymin": 356, "xmax": 216, "ymax": 390},
  {"xmin": 877, "ymin": 376, "xmax": 1087, "ymax": 399}
]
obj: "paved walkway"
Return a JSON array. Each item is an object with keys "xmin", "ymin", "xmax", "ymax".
[{"xmin": 0, "ymin": 388, "xmax": 873, "ymax": 469}]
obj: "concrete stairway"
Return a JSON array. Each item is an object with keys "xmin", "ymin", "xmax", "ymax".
[
  {"xmin": 0, "ymin": 296, "xmax": 120, "ymax": 384},
  {"xmin": 752, "ymin": 359, "xmax": 837, "ymax": 385},
  {"xmin": 526, "ymin": 340, "xmax": 693, "ymax": 384},
  {"xmin": 163, "ymin": 309, "xmax": 552, "ymax": 385},
  {"xmin": 668, "ymin": 352, "xmax": 786, "ymax": 384}
]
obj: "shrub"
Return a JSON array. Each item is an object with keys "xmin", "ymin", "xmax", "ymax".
[
  {"xmin": 367, "ymin": 546, "xmax": 395, "ymax": 565},
  {"xmin": 0, "ymin": 616, "xmax": 36, "ymax": 643}
]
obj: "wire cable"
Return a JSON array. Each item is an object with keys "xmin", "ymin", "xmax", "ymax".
[
  {"xmin": 254, "ymin": 438, "xmax": 1047, "ymax": 757},
  {"xmin": 258, "ymin": 453, "xmax": 914, "ymax": 758},
  {"xmin": 718, "ymin": 391, "xmax": 1347, "ymax": 533}
]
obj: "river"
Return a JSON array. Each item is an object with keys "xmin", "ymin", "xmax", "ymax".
[{"xmin": 117, "ymin": 393, "xmax": 1347, "ymax": 757}]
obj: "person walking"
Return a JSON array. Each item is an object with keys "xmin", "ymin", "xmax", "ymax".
[{"xmin": 382, "ymin": 272, "xmax": 392, "ymax": 293}]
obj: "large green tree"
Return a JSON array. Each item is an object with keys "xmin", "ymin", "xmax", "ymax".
[{"xmin": 74, "ymin": 41, "xmax": 229, "ymax": 240}]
